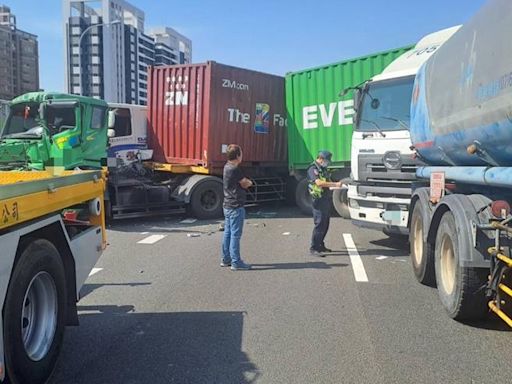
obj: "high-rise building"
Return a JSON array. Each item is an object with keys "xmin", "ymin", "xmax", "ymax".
[
  {"xmin": 148, "ymin": 27, "xmax": 192, "ymax": 66},
  {"xmin": 63, "ymin": 0, "xmax": 192, "ymax": 105},
  {"xmin": 0, "ymin": 5, "xmax": 39, "ymax": 100}
]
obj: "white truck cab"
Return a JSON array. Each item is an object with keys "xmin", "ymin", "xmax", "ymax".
[
  {"xmin": 107, "ymin": 103, "xmax": 152, "ymax": 167},
  {"xmin": 348, "ymin": 26, "xmax": 460, "ymax": 235}
]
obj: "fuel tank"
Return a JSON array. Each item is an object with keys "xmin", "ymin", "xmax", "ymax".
[{"xmin": 410, "ymin": 0, "xmax": 512, "ymax": 167}]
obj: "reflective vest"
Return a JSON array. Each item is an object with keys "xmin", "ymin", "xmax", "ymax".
[{"xmin": 308, "ymin": 162, "xmax": 331, "ymax": 199}]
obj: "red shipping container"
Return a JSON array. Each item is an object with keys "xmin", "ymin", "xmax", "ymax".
[{"xmin": 147, "ymin": 62, "xmax": 287, "ymax": 176}]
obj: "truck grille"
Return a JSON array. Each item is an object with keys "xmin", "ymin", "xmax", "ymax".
[
  {"xmin": 358, "ymin": 153, "xmax": 422, "ymax": 183},
  {"xmin": 356, "ymin": 153, "xmax": 423, "ymax": 199}
]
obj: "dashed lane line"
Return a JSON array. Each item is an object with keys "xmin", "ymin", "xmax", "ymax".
[
  {"xmin": 88, "ymin": 267, "xmax": 103, "ymax": 277},
  {"xmin": 137, "ymin": 234, "xmax": 166, "ymax": 244},
  {"xmin": 343, "ymin": 233, "xmax": 369, "ymax": 282}
]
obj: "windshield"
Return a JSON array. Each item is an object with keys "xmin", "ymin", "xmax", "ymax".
[
  {"xmin": 1, "ymin": 102, "xmax": 78, "ymax": 139},
  {"xmin": 357, "ymin": 76, "xmax": 414, "ymax": 132},
  {"xmin": 1, "ymin": 103, "xmax": 41, "ymax": 138}
]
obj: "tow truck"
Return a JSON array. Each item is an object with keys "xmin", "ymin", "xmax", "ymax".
[
  {"xmin": 0, "ymin": 92, "xmax": 110, "ymax": 383},
  {"xmin": 0, "ymin": 170, "xmax": 106, "ymax": 384}
]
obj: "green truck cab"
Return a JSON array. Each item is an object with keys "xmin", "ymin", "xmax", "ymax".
[{"xmin": 0, "ymin": 92, "xmax": 113, "ymax": 171}]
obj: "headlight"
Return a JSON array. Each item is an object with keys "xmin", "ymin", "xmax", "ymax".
[{"xmin": 349, "ymin": 199, "xmax": 360, "ymax": 209}]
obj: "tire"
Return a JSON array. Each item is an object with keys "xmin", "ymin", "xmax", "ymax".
[
  {"xmin": 190, "ymin": 180, "xmax": 223, "ymax": 219},
  {"xmin": 410, "ymin": 201, "xmax": 435, "ymax": 286},
  {"xmin": 332, "ymin": 188, "xmax": 350, "ymax": 219},
  {"xmin": 3, "ymin": 239, "xmax": 67, "ymax": 384},
  {"xmin": 104, "ymin": 199, "xmax": 113, "ymax": 223},
  {"xmin": 285, "ymin": 177, "xmax": 298, "ymax": 206},
  {"xmin": 295, "ymin": 178, "xmax": 312, "ymax": 215},
  {"xmin": 434, "ymin": 211, "xmax": 488, "ymax": 320}
]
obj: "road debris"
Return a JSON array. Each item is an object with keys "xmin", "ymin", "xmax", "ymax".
[{"xmin": 180, "ymin": 218, "xmax": 198, "ymax": 224}]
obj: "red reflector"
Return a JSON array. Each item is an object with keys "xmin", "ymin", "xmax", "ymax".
[
  {"xmin": 491, "ymin": 200, "xmax": 511, "ymax": 219},
  {"xmin": 64, "ymin": 210, "xmax": 78, "ymax": 221}
]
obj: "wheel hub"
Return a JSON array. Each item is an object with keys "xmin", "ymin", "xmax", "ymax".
[
  {"xmin": 201, "ymin": 190, "xmax": 219, "ymax": 211},
  {"xmin": 21, "ymin": 271, "xmax": 58, "ymax": 361},
  {"xmin": 413, "ymin": 216, "xmax": 423, "ymax": 265},
  {"xmin": 440, "ymin": 234, "xmax": 456, "ymax": 295}
]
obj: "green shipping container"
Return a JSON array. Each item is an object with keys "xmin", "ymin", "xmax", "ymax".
[{"xmin": 285, "ymin": 46, "xmax": 413, "ymax": 173}]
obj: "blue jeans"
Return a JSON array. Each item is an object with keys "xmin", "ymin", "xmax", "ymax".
[{"xmin": 222, "ymin": 207, "xmax": 246, "ymax": 265}]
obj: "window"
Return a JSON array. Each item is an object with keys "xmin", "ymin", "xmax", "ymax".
[
  {"xmin": 91, "ymin": 106, "xmax": 106, "ymax": 129},
  {"xmin": 47, "ymin": 106, "xmax": 76, "ymax": 135},
  {"xmin": 111, "ymin": 107, "xmax": 132, "ymax": 137},
  {"xmin": 2, "ymin": 103, "xmax": 40, "ymax": 137},
  {"xmin": 358, "ymin": 76, "xmax": 415, "ymax": 132}
]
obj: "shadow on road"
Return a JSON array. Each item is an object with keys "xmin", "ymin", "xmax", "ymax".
[
  {"xmin": 51, "ymin": 309, "xmax": 260, "ymax": 384},
  {"xmin": 370, "ymin": 237, "xmax": 409, "ymax": 251},
  {"xmin": 251, "ymin": 262, "xmax": 348, "ymax": 270},
  {"xmin": 80, "ymin": 282, "xmax": 152, "ymax": 300},
  {"xmin": 463, "ymin": 316, "xmax": 512, "ymax": 332}
]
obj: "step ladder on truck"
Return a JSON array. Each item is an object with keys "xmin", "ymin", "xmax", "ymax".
[{"xmin": 0, "ymin": 170, "xmax": 107, "ymax": 384}]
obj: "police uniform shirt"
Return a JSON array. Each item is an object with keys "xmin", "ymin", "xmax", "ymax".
[{"xmin": 307, "ymin": 163, "xmax": 332, "ymax": 202}]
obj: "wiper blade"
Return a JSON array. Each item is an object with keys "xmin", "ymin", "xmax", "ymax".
[
  {"xmin": 360, "ymin": 119, "xmax": 386, "ymax": 137},
  {"xmin": 381, "ymin": 116, "xmax": 409, "ymax": 130}
]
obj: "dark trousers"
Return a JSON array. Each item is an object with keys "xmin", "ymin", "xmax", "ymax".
[{"xmin": 311, "ymin": 198, "xmax": 331, "ymax": 250}]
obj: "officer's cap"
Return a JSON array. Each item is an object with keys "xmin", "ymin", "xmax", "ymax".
[{"xmin": 318, "ymin": 150, "xmax": 333, "ymax": 161}]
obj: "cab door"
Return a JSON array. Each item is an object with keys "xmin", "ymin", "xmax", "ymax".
[{"xmin": 81, "ymin": 104, "xmax": 108, "ymax": 168}]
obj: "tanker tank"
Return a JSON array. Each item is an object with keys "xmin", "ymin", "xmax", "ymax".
[{"xmin": 410, "ymin": 0, "xmax": 512, "ymax": 169}]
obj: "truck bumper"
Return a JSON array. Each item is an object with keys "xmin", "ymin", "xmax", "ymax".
[{"xmin": 347, "ymin": 185, "xmax": 410, "ymax": 234}]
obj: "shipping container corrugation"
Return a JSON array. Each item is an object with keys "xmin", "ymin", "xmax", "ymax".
[
  {"xmin": 147, "ymin": 62, "xmax": 287, "ymax": 175},
  {"xmin": 285, "ymin": 46, "xmax": 413, "ymax": 171}
]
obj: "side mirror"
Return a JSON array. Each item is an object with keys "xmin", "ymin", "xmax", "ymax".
[
  {"xmin": 107, "ymin": 129, "xmax": 115, "ymax": 138},
  {"xmin": 108, "ymin": 110, "xmax": 116, "ymax": 129}
]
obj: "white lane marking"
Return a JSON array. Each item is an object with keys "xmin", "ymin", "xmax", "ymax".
[
  {"xmin": 141, "ymin": 232, "xmax": 149, "ymax": 235},
  {"xmin": 343, "ymin": 234, "xmax": 369, "ymax": 282},
  {"xmin": 88, "ymin": 268, "xmax": 103, "ymax": 277},
  {"xmin": 137, "ymin": 234, "xmax": 166, "ymax": 244},
  {"xmin": 376, "ymin": 256, "xmax": 388, "ymax": 260}
]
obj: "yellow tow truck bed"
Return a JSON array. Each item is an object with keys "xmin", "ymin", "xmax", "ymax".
[{"xmin": 0, "ymin": 170, "xmax": 105, "ymax": 232}]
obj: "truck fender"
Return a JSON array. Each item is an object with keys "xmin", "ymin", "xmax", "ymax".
[
  {"xmin": 171, "ymin": 174, "xmax": 223, "ymax": 203},
  {"xmin": 427, "ymin": 194, "xmax": 492, "ymax": 268}
]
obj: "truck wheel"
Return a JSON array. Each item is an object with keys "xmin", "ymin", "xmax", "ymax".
[
  {"xmin": 104, "ymin": 199, "xmax": 113, "ymax": 223},
  {"xmin": 333, "ymin": 188, "xmax": 350, "ymax": 219},
  {"xmin": 190, "ymin": 180, "xmax": 223, "ymax": 219},
  {"xmin": 3, "ymin": 239, "xmax": 67, "ymax": 384},
  {"xmin": 410, "ymin": 201, "xmax": 435, "ymax": 286},
  {"xmin": 285, "ymin": 177, "xmax": 298, "ymax": 206},
  {"xmin": 295, "ymin": 178, "xmax": 312, "ymax": 215},
  {"xmin": 434, "ymin": 211, "xmax": 488, "ymax": 320}
]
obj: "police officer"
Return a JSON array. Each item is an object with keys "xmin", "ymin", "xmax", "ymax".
[{"xmin": 307, "ymin": 150, "xmax": 343, "ymax": 256}]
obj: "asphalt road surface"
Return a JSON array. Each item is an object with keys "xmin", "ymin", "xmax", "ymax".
[{"xmin": 50, "ymin": 205, "xmax": 511, "ymax": 384}]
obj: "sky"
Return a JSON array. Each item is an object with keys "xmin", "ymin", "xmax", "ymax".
[{"xmin": 8, "ymin": 0, "xmax": 487, "ymax": 92}]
